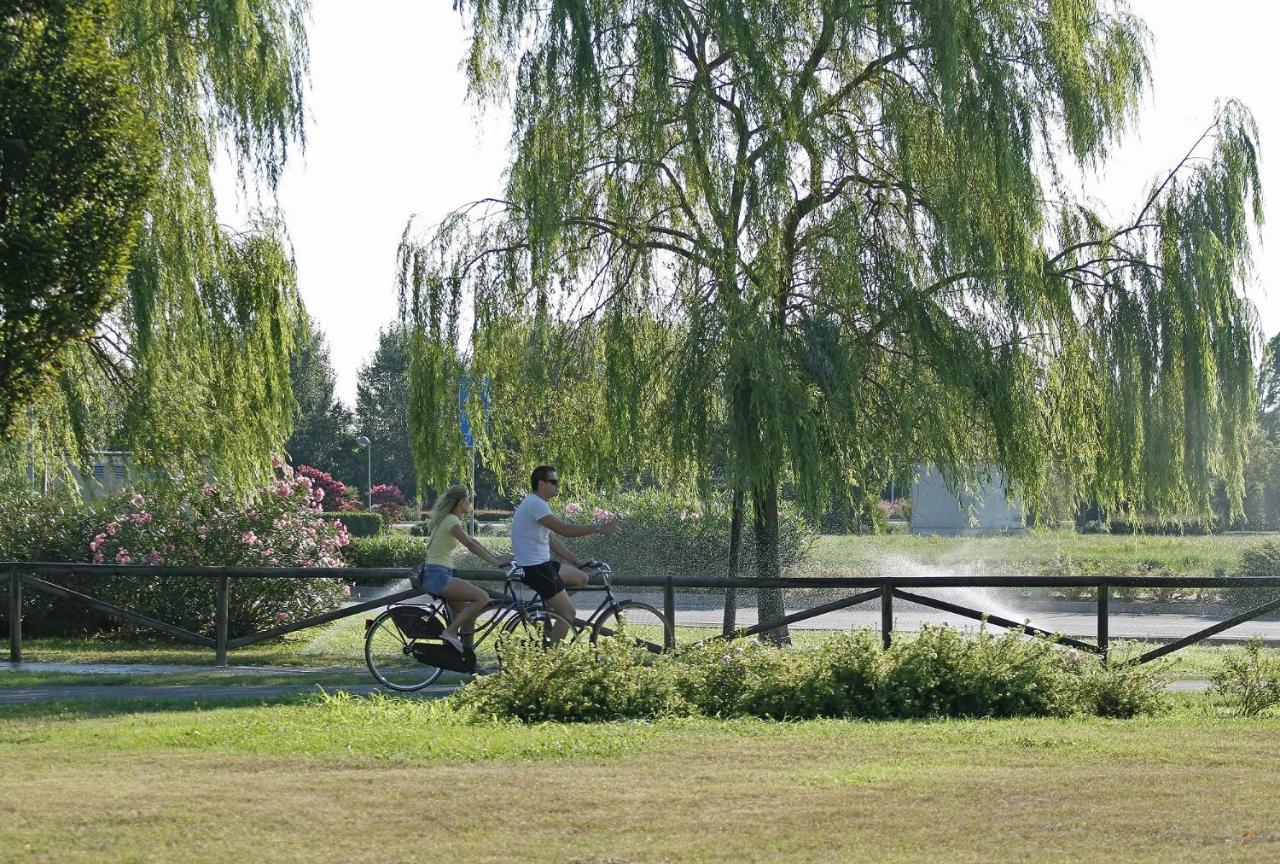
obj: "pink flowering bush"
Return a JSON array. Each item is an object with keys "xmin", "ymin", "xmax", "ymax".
[
  {"xmin": 370, "ymin": 483, "xmax": 407, "ymax": 522},
  {"xmin": 293, "ymin": 464, "xmax": 348, "ymax": 512},
  {"xmin": 68, "ymin": 471, "xmax": 352, "ymax": 638}
]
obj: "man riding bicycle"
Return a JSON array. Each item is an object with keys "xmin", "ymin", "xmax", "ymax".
[{"xmin": 510, "ymin": 465, "xmax": 619, "ymax": 642}]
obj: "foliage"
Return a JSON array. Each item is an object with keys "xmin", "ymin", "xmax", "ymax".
[
  {"xmin": 5, "ymin": 0, "xmax": 311, "ymax": 494},
  {"xmin": 0, "ymin": 0, "xmax": 156, "ymax": 436},
  {"xmin": 285, "ymin": 318, "xmax": 359, "ymax": 481},
  {"xmin": 405, "ymin": 1, "xmax": 1264, "ymax": 646},
  {"xmin": 1072, "ymin": 654, "xmax": 1171, "ymax": 718},
  {"xmin": 294, "ymin": 464, "xmax": 350, "ymax": 512},
  {"xmin": 340, "ymin": 533, "xmax": 426, "ymax": 571},
  {"xmin": 560, "ymin": 489, "xmax": 814, "ymax": 578},
  {"xmin": 355, "ymin": 326, "xmax": 417, "ymax": 499},
  {"xmin": 370, "ymin": 484, "xmax": 406, "ymax": 522},
  {"xmin": 1222, "ymin": 539, "xmax": 1280, "ymax": 609},
  {"xmin": 456, "ymin": 626, "xmax": 1167, "ymax": 723},
  {"xmin": 1210, "ymin": 636, "xmax": 1280, "ymax": 717},
  {"xmin": 323, "ymin": 511, "xmax": 385, "ymax": 539},
  {"xmin": 459, "ymin": 631, "xmax": 681, "ymax": 723},
  {"xmin": 0, "ymin": 471, "xmax": 349, "ymax": 637}
]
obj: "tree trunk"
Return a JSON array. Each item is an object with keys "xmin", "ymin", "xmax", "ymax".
[
  {"xmin": 723, "ymin": 485, "xmax": 742, "ymax": 636},
  {"xmin": 753, "ymin": 480, "xmax": 789, "ymax": 645}
]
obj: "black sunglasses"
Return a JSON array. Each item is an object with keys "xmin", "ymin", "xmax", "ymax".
[{"xmin": 545, "ymin": 476, "xmax": 560, "ymax": 486}]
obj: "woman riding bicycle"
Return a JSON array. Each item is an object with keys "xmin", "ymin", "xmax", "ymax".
[{"xmin": 419, "ymin": 484, "xmax": 512, "ymax": 653}]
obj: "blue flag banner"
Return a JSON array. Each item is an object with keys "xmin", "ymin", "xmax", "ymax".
[{"xmin": 459, "ymin": 375, "xmax": 474, "ymax": 448}]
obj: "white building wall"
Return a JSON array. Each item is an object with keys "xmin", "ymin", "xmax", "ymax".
[{"xmin": 910, "ymin": 465, "xmax": 1025, "ymax": 536}]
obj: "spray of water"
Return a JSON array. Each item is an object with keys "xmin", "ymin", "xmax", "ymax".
[{"xmin": 868, "ymin": 549, "xmax": 1029, "ymax": 624}]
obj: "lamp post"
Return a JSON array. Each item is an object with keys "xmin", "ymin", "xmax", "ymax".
[{"xmin": 355, "ymin": 436, "xmax": 371, "ymax": 509}]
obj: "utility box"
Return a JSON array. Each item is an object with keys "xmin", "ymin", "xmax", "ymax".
[{"xmin": 910, "ymin": 466, "xmax": 1025, "ymax": 536}]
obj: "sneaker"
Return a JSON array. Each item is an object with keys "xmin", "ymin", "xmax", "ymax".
[{"xmin": 440, "ymin": 631, "xmax": 464, "ymax": 653}]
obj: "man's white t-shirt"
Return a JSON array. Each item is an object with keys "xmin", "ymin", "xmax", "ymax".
[{"xmin": 511, "ymin": 494, "xmax": 554, "ymax": 566}]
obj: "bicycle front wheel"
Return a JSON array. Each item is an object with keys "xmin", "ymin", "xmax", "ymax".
[
  {"xmin": 364, "ymin": 608, "xmax": 445, "ymax": 691},
  {"xmin": 591, "ymin": 601, "xmax": 673, "ymax": 655}
]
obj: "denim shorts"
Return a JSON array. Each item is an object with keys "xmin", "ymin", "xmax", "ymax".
[{"xmin": 422, "ymin": 564, "xmax": 454, "ymax": 596}]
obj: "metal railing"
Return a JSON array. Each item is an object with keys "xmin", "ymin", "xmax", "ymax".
[{"xmin": 4, "ymin": 561, "xmax": 1280, "ymax": 666}]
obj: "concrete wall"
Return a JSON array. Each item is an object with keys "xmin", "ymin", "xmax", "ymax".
[{"xmin": 910, "ymin": 465, "xmax": 1025, "ymax": 536}]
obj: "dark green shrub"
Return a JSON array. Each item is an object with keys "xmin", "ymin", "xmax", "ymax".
[
  {"xmin": 1210, "ymin": 637, "xmax": 1280, "ymax": 717},
  {"xmin": 875, "ymin": 626, "xmax": 1076, "ymax": 719},
  {"xmin": 456, "ymin": 633, "xmax": 681, "ymax": 722},
  {"xmin": 554, "ymin": 489, "xmax": 815, "ymax": 579},
  {"xmin": 1076, "ymin": 659, "xmax": 1170, "ymax": 718},
  {"xmin": 340, "ymin": 534, "xmax": 428, "ymax": 583},
  {"xmin": 321, "ymin": 511, "xmax": 384, "ymax": 537},
  {"xmin": 453, "ymin": 625, "xmax": 1164, "ymax": 723},
  {"xmin": 1222, "ymin": 540, "xmax": 1280, "ymax": 610}
]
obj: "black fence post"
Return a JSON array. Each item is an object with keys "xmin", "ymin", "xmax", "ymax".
[
  {"xmin": 664, "ymin": 573, "xmax": 676, "ymax": 639},
  {"xmin": 880, "ymin": 584, "xmax": 893, "ymax": 649},
  {"xmin": 7, "ymin": 566, "xmax": 21, "ymax": 663},
  {"xmin": 215, "ymin": 573, "xmax": 229, "ymax": 666},
  {"xmin": 1097, "ymin": 580, "xmax": 1109, "ymax": 665}
]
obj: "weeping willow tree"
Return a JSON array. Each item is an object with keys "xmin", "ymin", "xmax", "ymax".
[
  {"xmin": 400, "ymin": 0, "xmax": 1263, "ymax": 636},
  {"xmin": 0, "ymin": 0, "xmax": 155, "ymax": 438},
  {"xmin": 6, "ymin": 0, "xmax": 311, "ymax": 493}
]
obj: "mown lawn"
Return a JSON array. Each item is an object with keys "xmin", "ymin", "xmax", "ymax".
[
  {"xmin": 805, "ymin": 530, "xmax": 1273, "ymax": 579},
  {"xmin": 0, "ymin": 692, "xmax": 1277, "ymax": 863}
]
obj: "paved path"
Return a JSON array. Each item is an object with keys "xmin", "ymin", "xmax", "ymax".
[
  {"xmin": 604, "ymin": 589, "xmax": 1280, "ymax": 644},
  {"xmin": 0, "ymin": 679, "xmax": 458, "ymax": 706}
]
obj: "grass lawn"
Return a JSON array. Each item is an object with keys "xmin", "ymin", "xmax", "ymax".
[
  {"xmin": 806, "ymin": 530, "xmax": 1274, "ymax": 579},
  {"xmin": 0, "ymin": 692, "xmax": 1277, "ymax": 863}
]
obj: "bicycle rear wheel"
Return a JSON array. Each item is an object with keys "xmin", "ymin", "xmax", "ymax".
[
  {"xmin": 502, "ymin": 608, "xmax": 580, "ymax": 651},
  {"xmin": 364, "ymin": 608, "xmax": 445, "ymax": 691},
  {"xmin": 459, "ymin": 600, "xmax": 509, "ymax": 673},
  {"xmin": 591, "ymin": 601, "xmax": 673, "ymax": 655}
]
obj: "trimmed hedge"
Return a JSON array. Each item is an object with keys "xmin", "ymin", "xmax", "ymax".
[
  {"xmin": 340, "ymin": 534, "xmax": 430, "ymax": 583},
  {"xmin": 320, "ymin": 511, "xmax": 384, "ymax": 537}
]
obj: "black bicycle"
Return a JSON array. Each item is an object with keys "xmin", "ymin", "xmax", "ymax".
[
  {"xmin": 363, "ymin": 564, "xmax": 578, "ymax": 692},
  {"xmin": 575, "ymin": 561, "xmax": 674, "ymax": 655}
]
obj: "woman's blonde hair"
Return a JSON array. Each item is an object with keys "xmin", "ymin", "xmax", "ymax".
[{"xmin": 429, "ymin": 484, "xmax": 470, "ymax": 531}]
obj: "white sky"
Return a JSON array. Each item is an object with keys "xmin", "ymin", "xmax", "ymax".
[{"xmin": 219, "ymin": 0, "xmax": 1280, "ymax": 405}]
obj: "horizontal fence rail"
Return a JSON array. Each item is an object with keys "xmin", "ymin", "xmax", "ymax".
[{"xmin": 4, "ymin": 561, "xmax": 1280, "ymax": 666}]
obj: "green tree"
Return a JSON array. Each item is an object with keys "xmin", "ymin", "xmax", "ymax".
[
  {"xmin": 356, "ymin": 326, "xmax": 417, "ymax": 501},
  {"xmin": 0, "ymin": 0, "xmax": 155, "ymax": 436},
  {"xmin": 1244, "ymin": 333, "xmax": 1280, "ymax": 529},
  {"xmin": 6, "ymin": 0, "xmax": 311, "ymax": 493},
  {"xmin": 284, "ymin": 317, "xmax": 356, "ymax": 477},
  {"xmin": 400, "ymin": 1, "xmax": 1263, "ymax": 638}
]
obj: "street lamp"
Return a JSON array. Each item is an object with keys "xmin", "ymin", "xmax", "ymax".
[{"xmin": 355, "ymin": 436, "xmax": 372, "ymax": 509}]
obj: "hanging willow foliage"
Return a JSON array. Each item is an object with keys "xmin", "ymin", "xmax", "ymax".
[
  {"xmin": 5, "ymin": 0, "xmax": 311, "ymax": 493},
  {"xmin": 402, "ymin": 1, "xmax": 1261, "ymax": 567}
]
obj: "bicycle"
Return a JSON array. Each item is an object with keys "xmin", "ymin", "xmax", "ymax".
[
  {"xmin": 575, "ymin": 561, "xmax": 674, "ymax": 655},
  {"xmin": 363, "ymin": 564, "xmax": 578, "ymax": 692}
]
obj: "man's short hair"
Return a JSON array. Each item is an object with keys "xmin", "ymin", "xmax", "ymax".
[{"xmin": 531, "ymin": 465, "xmax": 557, "ymax": 491}]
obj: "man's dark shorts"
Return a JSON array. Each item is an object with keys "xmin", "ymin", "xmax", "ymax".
[{"xmin": 520, "ymin": 561, "xmax": 566, "ymax": 601}]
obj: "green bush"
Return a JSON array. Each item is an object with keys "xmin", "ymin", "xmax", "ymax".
[
  {"xmin": 458, "ymin": 631, "xmax": 682, "ymax": 722},
  {"xmin": 1210, "ymin": 637, "xmax": 1280, "ymax": 717},
  {"xmin": 321, "ymin": 511, "xmax": 384, "ymax": 537},
  {"xmin": 1223, "ymin": 540, "xmax": 1280, "ymax": 610},
  {"xmin": 0, "ymin": 474, "xmax": 350, "ymax": 638},
  {"xmin": 554, "ymin": 489, "xmax": 815, "ymax": 579},
  {"xmin": 340, "ymin": 534, "xmax": 428, "ymax": 583},
  {"xmin": 875, "ymin": 626, "xmax": 1078, "ymax": 719},
  {"xmin": 453, "ymin": 625, "xmax": 1167, "ymax": 723},
  {"xmin": 1074, "ymin": 658, "xmax": 1171, "ymax": 718}
]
